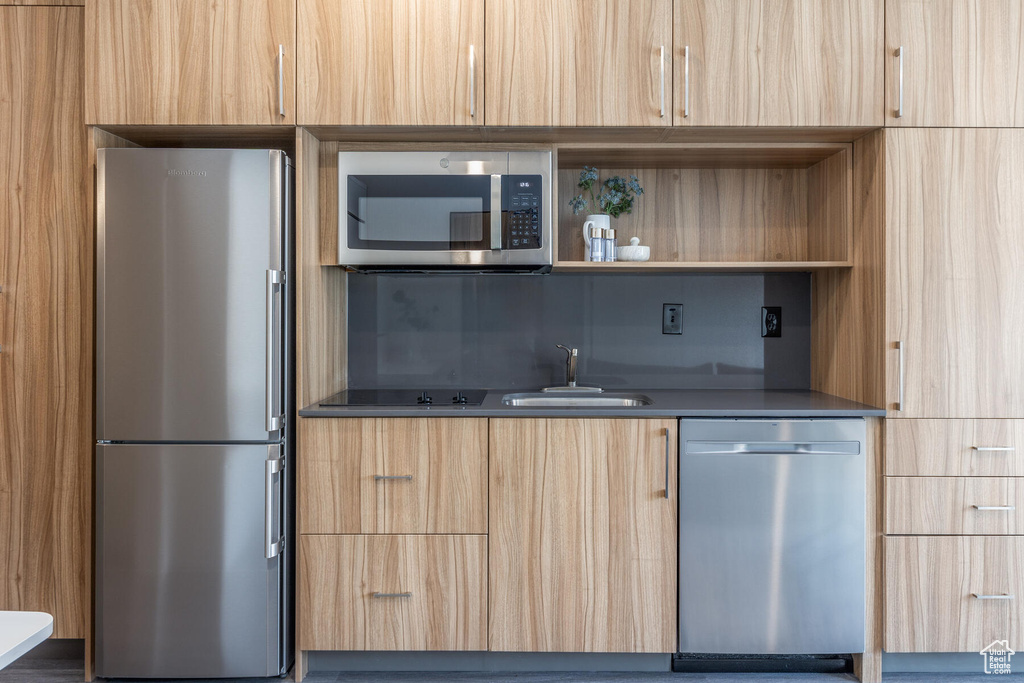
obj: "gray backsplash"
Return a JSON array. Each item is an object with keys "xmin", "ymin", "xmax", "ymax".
[{"xmin": 347, "ymin": 272, "xmax": 811, "ymax": 391}]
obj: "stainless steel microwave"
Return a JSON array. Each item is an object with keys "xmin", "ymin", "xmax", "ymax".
[{"xmin": 337, "ymin": 150, "xmax": 552, "ymax": 270}]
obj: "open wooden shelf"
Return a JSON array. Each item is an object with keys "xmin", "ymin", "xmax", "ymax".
[
  {"xmin": 552, "ymin": 260, "xmax": 852, "ymax": 273},
  {"xmin": 554, "ymin": 141, "xmax": 853, "ymax": 270}
]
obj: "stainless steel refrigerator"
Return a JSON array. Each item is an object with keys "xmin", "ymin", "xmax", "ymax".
[{"xmin": 94, "ymin": 148, "xmax": 293, "ymax": 678}]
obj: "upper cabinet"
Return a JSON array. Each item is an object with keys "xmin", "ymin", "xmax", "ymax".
[
  {"xmin": 298, "ymin": 0, "xmax": 484, "ymax": 126},
  {"xmin": 886, "ymin": 129, "xmax": 1024, "ymax": 418},
  {"xmin": 886, "ymin": 0, "xmax": 1024, "ymax": 126},
  {"xmin": 485, "ymin": 0, "xmax": 673, "ymax": 127},
  {"xmin": 675, "ymin": 0, "xmax": 883, "ymax": 127},
  {"xmin": 86, "ymin": 0, "xmax": 295, "ymax": 125}
]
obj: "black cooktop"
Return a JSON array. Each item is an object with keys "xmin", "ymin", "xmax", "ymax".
[{"xmin": 319, "ymin": 389, "xmax": 488, "ymax": 407}]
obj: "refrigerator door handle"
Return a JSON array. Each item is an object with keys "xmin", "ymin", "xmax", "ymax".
[
  {"xmin": 265, "ymin": 444, "xmax": 284, "ymax": 559},
  {"xmin": 266, "ymin": 269, "xmax": 285, "ymax": 433}
]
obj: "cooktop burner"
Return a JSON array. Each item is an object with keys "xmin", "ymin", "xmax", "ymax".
[{"xmin": 319, "ymin": 389, "xmax": 488, "ymax": 407}]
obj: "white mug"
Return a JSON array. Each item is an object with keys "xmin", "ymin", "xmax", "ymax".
[{"xmin": 582, "ymin": 213, "xmax": 610, "ymax": 260}]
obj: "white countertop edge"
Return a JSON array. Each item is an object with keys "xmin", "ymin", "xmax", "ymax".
[{"xmin": 0, "ymin": 611, "xmax": 53, "ymax": 671}]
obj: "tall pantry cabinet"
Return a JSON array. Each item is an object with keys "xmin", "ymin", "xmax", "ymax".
[
  {"xmin": 0, "ymin": 5, "xmax": 89, "ymax": 639},
  {"xmin": 881, "ymin": 0, "xmax": 1024, "ymax": 653}
]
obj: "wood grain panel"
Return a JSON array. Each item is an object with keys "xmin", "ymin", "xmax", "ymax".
[
  {"xmin": 886, "ymin": 419, "xmax": 1024, "ymax": 477},
  {"xmin": 298, "ymin": 418, "xmax": 382, "ymax": 534},
  {"xmin": 383, "ymin": 418, "xmax": 487, "ymax": 535},
  {"xmin": 675, "ymin": 0, "xmax": 883, "ymax": 126},
  {"xmin": 0, "ymin": 6, "xmax": 88, "ymax": 639},
  {"xmin": 298, "ymin": 418, "xmax": 487, "ymax": 534},
  {"xmin": 295, "ymin": 129, "xmax": 346, "ymax": 409},
  {"xmin": 557, "ymin": 167, "xmax": 786, "ymax": 262},
  {"xmin": 885, "ymin": 536, "xmax": 1024, "ymax": 652},
  {"xmin": 886, "ymin": 0, "xmax": 1024, "ymax": 126},
  {"xmin": 886, "ymin": 129, "xmax": 1024, "ymax": 418},
  {"xmin": 486, "ymin": 0, "xmax": 672, "ymax": 126},
  {"xmin": 810, "ymin": 130, "xmax": 885, "ymax": 409},
  {"xmin": 86, "ymin": 0, "xmax": 294, "ymax": 125},
  {"xmin": 806, "ymin": 147, "xmax": 852, "ymax": 262},
  {"xmin": 299, "ymin": 534, "xmax": 487, "ymax": 651},
  {"xmin": 854, "ymin": 417, "xmax": 883, "ymax": 683},
  {"xmin": 556, "ymin": 162, "xmax": 854, "ymax": 264},
  {"xmin": 489, "ymin": 418, "xmax": 677, "ymax": 653},
  {"xmin": 555, "ymin": 142, "xmax": 849, "ymax": 169},
  {"xmin": 887, "ymin": 477, "xmax": 1024, "ymax": 535},
  {"xmin": 298, "ymin": 0, "xmax": 483, "ymax": 126}
]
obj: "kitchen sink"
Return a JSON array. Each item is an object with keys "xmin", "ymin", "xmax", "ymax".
[{"xmin": 501, "ymin": 392, "xmax": 653, "ymax": 407}]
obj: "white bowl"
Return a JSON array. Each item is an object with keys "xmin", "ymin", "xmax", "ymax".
[{"xmin": 616, "ymin": 245, "xmax": 650, "ymax": 261}]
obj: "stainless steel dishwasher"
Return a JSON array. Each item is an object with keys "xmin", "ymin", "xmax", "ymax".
[{"xmin": 678, "ymin": 418, "xmax": 865, "ymax": 655}]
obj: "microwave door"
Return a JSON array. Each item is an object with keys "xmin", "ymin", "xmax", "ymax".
[{"xmin": 344, "ymin": 173, "xmax": 493, "ymax": 254}]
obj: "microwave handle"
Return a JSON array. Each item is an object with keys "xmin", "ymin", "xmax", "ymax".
[{"xmin": 490, "ymin": 174, "xmax": 502, "ymax": 251}]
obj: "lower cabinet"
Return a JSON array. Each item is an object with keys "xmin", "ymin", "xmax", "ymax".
[
  {"xmin": 488, "ymin": 418, "xmax": 678, "ymax": 652},
  {"xmin": 299, "ymin": 534, "xmax": 487, "ymax": 651},
  {"xmin": 885, "ymin": 536, "xmax": 1024, "ymax": 653}
]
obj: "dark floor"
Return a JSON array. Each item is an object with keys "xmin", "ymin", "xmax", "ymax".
[{"xmin": 2, "ymin": 661, "xmax": 1023, "ymax": 683}]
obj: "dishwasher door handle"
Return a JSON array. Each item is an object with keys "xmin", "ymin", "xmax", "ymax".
[{"xmin": 684, "ymin": 441, "xmax": 861, "ymax": 456}]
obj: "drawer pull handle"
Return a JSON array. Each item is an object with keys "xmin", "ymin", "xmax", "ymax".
[
  {"xmin": 973, "ymin": 446, "xmax": 1015, "ymax": 452},
  {"xmin": 372, "ymin": 592, "xmax": 412, "ymax": 599},
  {"xmin": 374, "ymin": 475, "xmax": 413, "ymax": 481},
  {"xmin": 972, "ymin": 593, "xmax": 1015, "ymax": 600},
  {"xmin": 972, "ymin": 505, "xmax": 1016, "ymax": 511}
]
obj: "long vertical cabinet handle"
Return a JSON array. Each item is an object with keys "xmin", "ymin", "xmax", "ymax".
[
  {"xmin": 266, "ymin": 269, "xmax": 285, "ymax": 432},
  {"xmin": 895, "ymin": 46, "xmax": 904, "ymax": 118},
  {"xmin": 664, "ymin": 427, "xmax": 671, "ymax": 499},
  {"xmin": 265, "ymin": 444, "xmax": 284, "ymax": 559},
  {"xmin": 659, "ymin": 45, "xmax": 666, "ymax": 118},
  {"xmin": 895, "ymin": 341, "xmax": 904, "ymax": 411},
  {"xmin": 683, "ymin": 46, "xmax": 690, "ymax": 118},
  {"xmin": 278, "ymin": 44, "xmax": 285, "ymax": 117},
  {"xmin": 469, "ymin": 44, "xmax": 476, "ymax": 119}
]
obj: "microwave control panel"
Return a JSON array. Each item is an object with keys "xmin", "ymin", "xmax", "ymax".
[{"xmin": 503, "ymin": 175, "xmax": 543, "ymax": 250}]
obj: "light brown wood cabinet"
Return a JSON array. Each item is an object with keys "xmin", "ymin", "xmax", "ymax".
[
  {"xmin": 886, "ymin": 0, "xmax": 1024, "ymax": 126},
  {"xmin": 885, "ymin": 536, "xmax": 1024, "ymax": 652},
  {"xmin": 299, "ymin": 534, "xmax": 487, "ymax": 651},
  {"xmin": 86, "ymin": 0, "xmax": 295, "ymax": 125},
  {"xmin": 885, "ymin": 129, "xmax": 1024, "ymax": 418},
  {"xmin": 488, "ymin": 418, "xmax": 677, "ymax": 652},
  {"xmin": 299, "ymin": 417, "xmax": 488, "ymax": 534},
  {"xmin": 886, "ymin": 477, "xmax": 1024, "ymax": 535},
  {"xmin": 298, "ymin": 0, "xmax": 483, "ymax": 126},
  {"xmin": 485, "ymin": 0, "xmax": 673, "ymax": 126},
  {"xmin": 886, "ymin": 419, "xmax": 1024, "ymax": 477},
  {"xmin": 674, "ymin": 0, "xmax": 883, "ymax": 126},
  {"xmin": 0, "ymin": 5, "xmax": 89, "ymax": 638}
]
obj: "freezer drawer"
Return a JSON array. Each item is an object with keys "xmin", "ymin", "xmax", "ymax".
[
  {"xmin": 96, "ymin": 148, "xmax": 288, "ymax": 442},
  {"xmin": 95, "ymin": 444, "xmax": 284, "ymax": 678},
  {"xmin": 678, "ymin": 418, "xmax": 866, "ymax": 655}
]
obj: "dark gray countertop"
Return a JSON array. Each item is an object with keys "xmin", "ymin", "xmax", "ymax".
[{"xmin": 298, "ymin": 389, "xmax": 885, "ymax": 418}]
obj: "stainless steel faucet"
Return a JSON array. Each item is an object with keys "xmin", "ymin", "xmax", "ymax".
[{"xmin": 555, "ymin": 344, "xmax": 578, "ymax": 387}]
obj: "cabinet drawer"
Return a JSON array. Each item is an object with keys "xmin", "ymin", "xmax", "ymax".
[
  {"xmin": 887, "ymin": 420, "xmax": 1024, "ymax": 476},
  {"xmin": 298, "ymin": 534, "xmax": 487, "ymax": 651},
  {"xmin": 886, "ymin": 478, "xmax": 1024, "ymax": 535},
  {"xmin": 299, "ymin": 417, "xmax": 487, "ymax": 534},
  {"xmin": 885, "ymin": 536, "xmax": 1024, "ymax": 652}
]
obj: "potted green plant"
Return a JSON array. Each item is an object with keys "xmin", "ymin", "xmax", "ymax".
[{"xmin": 568, "ymin": 166, "xmax": 644, "ymax": 260}]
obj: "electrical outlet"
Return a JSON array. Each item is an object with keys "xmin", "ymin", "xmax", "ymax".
[
  {"xmin": 663, "ymin": 304, "xmax": 683, "ymax": 335},
  {"xmin": 761, "ymin": 306, "xmax": 782, "ymax": 338}
]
